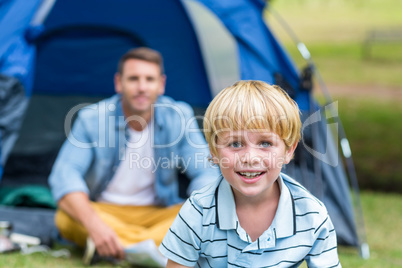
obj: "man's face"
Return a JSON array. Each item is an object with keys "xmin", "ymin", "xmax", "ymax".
[{"xmin": 114, "ymin": 59, "xmax": 165, "ymax": 117}]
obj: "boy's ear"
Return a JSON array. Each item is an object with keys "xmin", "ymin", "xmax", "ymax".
[
  {"xmin": 208, "ymin": 146, "xmax": 219, "ymax": 165},
  {"xmin": 284, "ymin": 142, "xmax": 298, "ymax": 164}
]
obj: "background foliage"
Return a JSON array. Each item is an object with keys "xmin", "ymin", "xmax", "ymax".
[{"xmin": 268, "ymin": 0, "xmax": 402, "ymax": 192}]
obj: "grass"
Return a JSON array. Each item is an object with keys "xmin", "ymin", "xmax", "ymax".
[
  {"xmin": 267, "ymin": 0, "xmax": 402, "ymax": 87},
  {"xmin": 283, "ymin": 42, "xmax": 402, "ymax": 88},
  {"xmin": 267, "ymin": 0, "xmax": 402, "ymax": 42},
  {"xmin": 338, "ymin": 191, "xmax": 402, "ymax": 267},
  {"xmin": 337, "ymin": 97, "xmax": 402, "ymax": 191},
  {"xmin": 267, "ymin": 0, "xmax": 402, "ymax": 192},
  {"xmin": 1, "ymin": 191, "xmax": 401, "ymax": 267}
]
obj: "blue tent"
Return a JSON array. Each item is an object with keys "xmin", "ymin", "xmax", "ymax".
[{"xmin": 0, "ymin": 0, "xmax": 366, "ymax": 253}]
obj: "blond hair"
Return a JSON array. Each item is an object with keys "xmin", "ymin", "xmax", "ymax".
[{"xmin": 204, "ymin": 80, "xmax": 301, "ymax": 155}]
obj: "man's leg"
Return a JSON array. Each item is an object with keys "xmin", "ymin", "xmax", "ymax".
[
  {"xmin": 115, "ymin": 204, "xmax": 182, "ymax": 246},
  {"xmin": 55, "ymin": 202, "xmax": 148, "ymax": 247},
  {"xmin": 55, "ymin": 209, "xmax": 88, "ymax": 247},
  {"xmin": 55, "ymin": 202, "xmax": 181, "ymax": 247}
]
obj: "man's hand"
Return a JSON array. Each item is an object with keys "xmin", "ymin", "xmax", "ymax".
[
  {"xmin": 86, "ymin": 216, "xmax": 125, "ymax": 259},
  {"xmin": 58, "ymin": 192, "xmax": 125, "ymax": 259}
]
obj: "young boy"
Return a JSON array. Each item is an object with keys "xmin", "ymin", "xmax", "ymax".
[{"xmin": 159, "ymin": 81, "xmax": 341, "ymax": 267}]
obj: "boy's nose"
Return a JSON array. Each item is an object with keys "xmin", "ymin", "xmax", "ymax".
[{"xmin": 240, "ymin": 149, "xmax": 262, "ymax": 165}]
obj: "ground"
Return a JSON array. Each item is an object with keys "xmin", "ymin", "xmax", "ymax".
[{"xmin": 326, "ymin": 84, "xmax": 402, "ymax": 101}]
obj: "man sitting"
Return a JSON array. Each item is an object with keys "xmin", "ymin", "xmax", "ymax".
[{"xmin": 48, "ymin": 47, "xmax": 219, "ymax": 263}]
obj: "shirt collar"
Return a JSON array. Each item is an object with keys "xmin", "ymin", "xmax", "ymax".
[
  {"xmin": 272, "ymin": 174, "xmax": 296, "ymax": 238},
  {"xmin": 152, "ymin": 96, "xmax": 164, "ymax": 129},
  {"xmin": 215, "ymin": 179, "xmax": 237, "ymax": 230},
  {"xmin": 215, "ymin": 174, "xmax": 296, "ymax": 238}
]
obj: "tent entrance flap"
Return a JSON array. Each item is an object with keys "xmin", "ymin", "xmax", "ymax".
[{"xmin": 33, "ymin": 25, "xmax": 145, "ymax": 97}]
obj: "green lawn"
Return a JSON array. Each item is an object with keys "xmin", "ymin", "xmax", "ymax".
[
  {"xmin": 284, "ymin": 42, "xmax": 402, "ymax": 88},
  {"xmin": 337, "ymin": 97, "xmax": 402, "ymax": 191},
  {"xmin": 267, "ymin": 0, "xmax": 402, "ymax": 43},
  {"xmin": 338, "ymin": 191, "xmax": 402, "ymax": 267},
  {"xmin": 267, "ymin": 0, "xmax": 402, "ymax": 192},
  {"xmin": 267, "ymin": 0, "xmax": 402, "ymax": 88}
]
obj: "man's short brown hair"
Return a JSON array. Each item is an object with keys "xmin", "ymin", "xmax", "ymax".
[{"xmin": 117, "ymin": 47, "xmax": 164, "ymax": 75}]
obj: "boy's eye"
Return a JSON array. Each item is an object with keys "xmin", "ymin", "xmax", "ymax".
[
  {"xmin": 260, "ymin": 141, "xmax": 271, "ymax": 148},
  {"xmin": 230, "ymin": 141, "xmax": 242, "ymax": 148}
]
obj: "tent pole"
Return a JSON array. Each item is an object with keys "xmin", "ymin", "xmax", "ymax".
[
  {"xmin": 309, "ymin": 92, "xmax": 324, "ymax": 201},
  {"xmin": 269, "ymin": 7, "xmax": 370, "ymax": 259},
  {"xmin": 314, "ymin": 69, "xmax": 370, "ymax": 259}
]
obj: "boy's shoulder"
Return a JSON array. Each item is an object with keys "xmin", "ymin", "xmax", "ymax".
[
  {"xmin": 280, "ymin": 173, "xmax": 331, "ymax": 234},
  {"xmin": 281, "ymin": 173, "xmax": 327, "ymax": 214},
  {"xmin": 188, "ymin": 178, "xmax": 222, "ymax": 209}
]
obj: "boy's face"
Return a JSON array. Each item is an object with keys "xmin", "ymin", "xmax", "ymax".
[{"xmin": 211, "ymin": 130, "xmax": 296, "ymax": 201}]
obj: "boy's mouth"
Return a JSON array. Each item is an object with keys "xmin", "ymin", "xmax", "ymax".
[{"xmin": 237, "ymin": 172, "xmax": 264, "ymax": 179}]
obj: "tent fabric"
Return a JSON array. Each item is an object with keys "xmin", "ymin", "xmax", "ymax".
[
  {"xmin": 33, "ymin": 0, "xmax": 212, "ymax": 107},
  {"xmin": 0, "ymin": 133, "xmax": 2, "ymax": 179},
  {"xmin": 0, "ymin": 75, "xmax": 28, "ymax": 166},
  {"xmin": 197, "ymin": 0, "xmax": 310, "ymax": 111},
  {"xmin": 0, "ymin": 0, "xmax": 41, "ymax": 95},
  {"xmin": 285, "ymin": 112, "xmax": 358, "ymax": 246},
  {"xmin": 0, "ymin": 0, "xmax": 359, "ymax": 248},
  {"xmin": 0, "ymin": 185, "xmax": 56, "ymax": 208},
  {"xmin": 0, "ymin": 205, "xmax": 56, "ymax": 246}
]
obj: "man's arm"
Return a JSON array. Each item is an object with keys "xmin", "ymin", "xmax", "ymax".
[
  {"xmin": 58, "ymin": 192, "xmax": 124, "ymax": 259},
  {"xmin": 49, "ymin": 115, "xmax": 94, "ymax": 202},
  {"xmin": 176, "ymin": 103, "xmax": 220, "ymax": 194},
  {"xmin": 50, "ymin": 111, "xmax": 124, "ymax": 259}
]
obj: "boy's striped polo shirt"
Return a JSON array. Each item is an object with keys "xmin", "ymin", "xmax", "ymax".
[{"xmin": 160, "ymin": 173, "xmax": 341, "ymax": 268}]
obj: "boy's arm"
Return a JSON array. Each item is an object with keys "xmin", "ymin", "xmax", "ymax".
[
  {"xmin": 159, "ymin": 198, "xmax": 203, "ymax": 267},
  {"xmin": 304, "ymin": 215, "xmax": 341, "ymax": 267},
  {"xmin": 166, "ymin": 259, "xmax": 192, "ymax": 268},
  {"xmin": 176, "ymin": 102, "xmax": 220, "ymax": 194}
]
